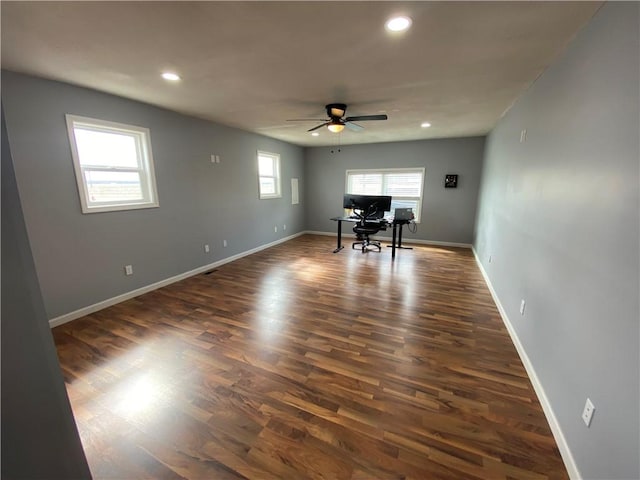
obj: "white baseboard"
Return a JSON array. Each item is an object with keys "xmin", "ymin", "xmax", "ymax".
[
  {"xmin": 305, "ymin": 230, "xmax": 335, "ymax": 237},
  {"xmin": 49, "ymin": 232, "xmax": 305, "ymax": 328},
  {"xmin": 471, "ymin": 247, "xmax": 580, "ymax": 480},
  {"xmin": 305, "ymin": 230, "xmax": 472, "ymax": 249},
  {"xmin": 410, "ymin": 238, "xmax": 472, "ymax": 249}
]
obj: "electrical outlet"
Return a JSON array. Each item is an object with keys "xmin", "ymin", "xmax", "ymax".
[
  {"xmin": 204, "ymin": 244, "xmax": 210, "ymax": 253},
  {"xmin": 283, "ymin": 224, "xmax": 287, "ymax": 231},
  {"xmin": 124, "ymin": 265, "xmax": 133, "ymax": 276},
  {"xmin": 223, "ymin": 240, "xmax": 227, "ymax": 247},
  {"xmin": 210, "ymin": 154, "xmax": 216, "ymax": 163},
  {"xmin": 520, "ymin": 299, "xmax": 526, "ymax": 315},
  {"xmin": 274, "ymin": 226, "xmax": 278, "ymax": 233},
  {"xmin": 582, "ymin": 398, "xmax": 595, "ymax": 427},
  {"xmin": 520, "ymin": 129, "xmax": 527, "ymax": 143}
]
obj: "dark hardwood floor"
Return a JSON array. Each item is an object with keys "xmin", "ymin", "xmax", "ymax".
[{"xmin": 53, "ymin": 234, "xmax": 568, "ymax": 479}]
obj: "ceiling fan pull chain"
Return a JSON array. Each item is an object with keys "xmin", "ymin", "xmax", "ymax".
[{"xmin": 331, "ymin": 133, "xmax": 342, "ymax": 154}]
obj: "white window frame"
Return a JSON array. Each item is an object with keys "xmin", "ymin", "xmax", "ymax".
[
  {"xmin": 66, "ymin": 114, "xmax": 159, "ymax": 214},
  {"xmin": 257, "ymin": 150, "xmax": 282, "ymax": 199},
  {"xmin": 345, "ymin": 167, "xmax": 425, "ymax": 222}
]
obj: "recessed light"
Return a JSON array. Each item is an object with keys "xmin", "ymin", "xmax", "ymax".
[
  {"xmin": 311, "ymin": 132, "xmax": 319, "ymax": 136},
  {"xmin": 161, "ymin": 72, "xmax": 181, "ymax": 81},
  {"xmin": 421, "ymin": 122, "xmax": 432, "ymax": 128},
  {"xmin": 386, "ymin": 16, "xmax": 412, "ymax": 32}
]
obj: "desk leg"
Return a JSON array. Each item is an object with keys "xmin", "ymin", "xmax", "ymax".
[
  {"xmin": 391, "ymin": 223, "xmax": 397, "ymax": 260},
  {"xmin": 388, "ymin": 223, "xmax": 413, "ymax": 250},
  {"xmin": 397, "ymin": 223, "xmax": 413, "ymax": 250},
  {"xmin": 333, "ymin": 220, "xmax": 344, "ymax": 253}
]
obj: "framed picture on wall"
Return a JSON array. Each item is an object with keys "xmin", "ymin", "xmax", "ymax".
[{"xmin": 445, "ymin": 174, "xmax": 458, "ymax": 188}]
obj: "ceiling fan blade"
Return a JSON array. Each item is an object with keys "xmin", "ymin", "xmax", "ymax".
[
  {"xmin": 345, "ymin": 121, "xmax": 364, "ymax": 132},
  {"xmin": 286, "ymin": 118, "xmax": 328, "ymax": 122},
  {"xmin": 308, "ymin": 122, "xmax": 330, "ymax": 132},
  {"xmin": 344, "ymin": 114, "xmax": 388, "ymax": 122}
]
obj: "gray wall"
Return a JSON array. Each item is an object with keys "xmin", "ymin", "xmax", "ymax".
[
  {"xmin": 2, "ymin": 107, "xmax": 92, "ymax": 479},
  {"xmin": 474, "ymin": 3, "xmax": 639, "ymax": 479},
  {"xmin": 1, "ymin": 71, "xmax": 305, "ymax": 319},
  {"xmin": 304, "ymin": 137, "xmax": 485, "ymax": 244}
]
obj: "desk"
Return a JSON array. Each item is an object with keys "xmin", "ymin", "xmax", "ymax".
[{"xmin": 330, "ymin": 217, "xmax": 409, "ymax": 260}]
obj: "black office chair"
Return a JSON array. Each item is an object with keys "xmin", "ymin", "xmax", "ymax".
[{"xmin": 352, "ymin": 219, "xmax": 384, "ymax": 252}]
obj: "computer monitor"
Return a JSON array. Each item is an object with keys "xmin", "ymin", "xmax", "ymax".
[{"xmin": 343, "ymin": 194, "xmax": 392, "ymax": 218}]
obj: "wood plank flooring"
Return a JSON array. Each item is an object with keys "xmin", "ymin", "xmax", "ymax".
[{"xmin": 53, "ymin": 234, "xmax": 568, "ymax": 480}]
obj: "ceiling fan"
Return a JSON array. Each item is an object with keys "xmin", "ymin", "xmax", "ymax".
[{"xmin": 287, "ymin": 103, "xmax": 388, "ymax": 133}]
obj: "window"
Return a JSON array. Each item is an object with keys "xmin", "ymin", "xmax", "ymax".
[
  {"xmin": 346, "ymin": 168, "xmax": 425, "ymax": 221},
  {"xmin": 66, "ymin": 115, "xmax": 159, "ymax": 214},
  {"xmin": 258, "ymin": 151, "xmax": 281, "ymax": 199}
]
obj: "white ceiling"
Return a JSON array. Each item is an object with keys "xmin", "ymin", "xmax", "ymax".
[{"xmin": 1, "ymin": 1, "xmax": 602, "ymax": 147}]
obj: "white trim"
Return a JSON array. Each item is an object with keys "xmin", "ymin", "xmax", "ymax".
[
  {"xmin": 305, "ymin": 230, "xmax": 472, "ymax": 249},
  {"xmin": 305, "ymin": 230, "xmax": 336, "ymax": 237},
  {"xmin": 405, "ymin": 238, "xmax": 471, "ymax": 248},
  {"xmin": 49, "ymin": 232, "xmax": 305, "ymax": 328},
  {"xmin": 257, "ymin": 150, "xmax": 282, "ymax": 199},
  {"xmin": 65, "ymin": 114, "xmax": 159, "ymax": 214},
  {"xmin": 471, "ymin": 247, "xmax": 580, "ymax": 480}
]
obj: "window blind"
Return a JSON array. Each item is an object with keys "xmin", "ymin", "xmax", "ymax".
[{"xmin": 346, "ymin": 168, "xmax": 425, "ymax": 221}]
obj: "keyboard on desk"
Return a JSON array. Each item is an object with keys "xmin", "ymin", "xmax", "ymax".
[
  {"xmin": 366, "ymin": 219, "xmax": 389, "ymax": 228},
  {"xmin": 357, "ymin": 217, "xmax": 386, "ymax": 222},
  {"xmin": 342, "ymin": 215, "xmax": 388, "ymax": 227}
]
